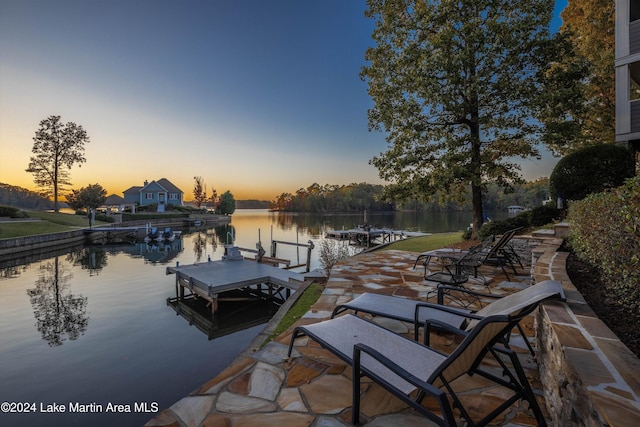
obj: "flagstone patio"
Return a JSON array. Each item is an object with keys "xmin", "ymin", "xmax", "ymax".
[{"xmin": 146, "ymin": 238, "xmax": 557, "ymax": 427}]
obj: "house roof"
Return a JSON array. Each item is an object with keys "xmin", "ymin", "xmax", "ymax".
[
  {"xmin": 104, "ymin": 194, "xmax": 125, "ymax": 205},
  {"xmin": 123, "ymin": 186, "xmax": 143, "ymax": 194},
  {"xmin": 156, "ymin": 178, "xmax": 183, "ymax": 194},
  {"xmin": 122, "ymin": 178, "xmax": 183, "ymax": 195}
]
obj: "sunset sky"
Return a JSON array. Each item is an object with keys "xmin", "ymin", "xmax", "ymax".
[{"xmin": 0, "ymin": 0, "xmax": 567, "ymax": 201}]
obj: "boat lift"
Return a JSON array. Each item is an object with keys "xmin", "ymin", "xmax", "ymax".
[{"xmin": 235, "ymin": 227, "xmax": 315, "ymax": 272}]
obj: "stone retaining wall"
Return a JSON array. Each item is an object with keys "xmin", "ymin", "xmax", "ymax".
[
  {"xmin": 0, "ymin": 230, "xmax": 91, "ymax": 257},
  {"xmin": 532, "ymin": 226, "xmax": 640, "ymax": 426}
]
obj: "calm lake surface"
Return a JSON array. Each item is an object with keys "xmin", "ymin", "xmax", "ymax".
[{"xmin": 0, "ymin": 209, "xmax": 481, "ymax": 427}]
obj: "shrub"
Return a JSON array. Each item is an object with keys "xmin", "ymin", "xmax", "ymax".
[
  {"xmin": 549, "ymin": 144, "xmax": 635, "ymax": 203},
  {"xmin": 478, "ymin": 215, "xmax": 529, "ymax": 240},
  {"xmin": 318, "ymin": 239, "xmax": 359, "ymax": 276},
  {"xmin": 121, "ymin": 213, "xmax": 188, "ymax": 221},
  {"xmin": 526, "ymin": 205, "xmax": 561, "ymax": 227},
  {"xmin": 568, "ymin": 176, "xmax": 640, "ymax": 311},
  {"xmin": 95, "ymin": 213, "xmax": 115, "ymax": 223},
  {"xmin": 0, "ymin": 205, "xmax": 27, "ymax": 218},
  {"xmin": 0, "ymin": 206, "xmax": 28, "ymax": 218}
]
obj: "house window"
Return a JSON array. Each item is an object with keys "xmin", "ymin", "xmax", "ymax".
[
  {"xmin": 145, "ymin": 193, "xmax": 154, "ymax": 200},
  {"xmin": 169, "ymin": 193, "xmax": 179, "ymax": 200},
  {"xmin": 632, "ymin": 0, "xmax": 640, "ymax": 23}
]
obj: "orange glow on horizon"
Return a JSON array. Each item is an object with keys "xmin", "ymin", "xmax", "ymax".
[{"xmin": 1, "ymin": 171, "xmax": 282, "ymax": 202}]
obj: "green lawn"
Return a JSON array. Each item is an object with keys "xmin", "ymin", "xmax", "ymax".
[
  {"xmin": 379, "ymin": 232, "xmax": 465, "ymax": 252},
  {"xmin": 0, "ymin": 211, "xmax": 110, "ymax": 239}
]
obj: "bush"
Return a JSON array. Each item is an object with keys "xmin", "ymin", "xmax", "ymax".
[
  {"xmin": 0, "ymin": 205, "xmax": 27, "ymax": 218},
  {"xmin": 318, "ymin": 239, "xmax": 359, "ymax": 276},
  {"xmin": 526, "ymin": 205, "xmax": 561, "ymax": 227},
  {"xmin": 95, "ymin": 213, "xmax": 115, "ymax": 223},
  {"xmin": 121, "ymin": 213, "xmax": 188, "ymax": 221},
  {"xmin": 477, "ymin": 204, "xmax": 561, "ymax": 240},
  {"xmin": 478, "ymin": 215, "xmax": 529, "ymax": 240},
  {"xmin": 550, "ymin": 144, "xmax": 635, "ymax": 203},
  {"xmin": 568, "ymin": 176, "xmax": 640, "ymax": 311}
]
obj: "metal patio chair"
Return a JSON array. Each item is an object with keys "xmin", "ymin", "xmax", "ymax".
[
  {"xmin": 288, "ymin": 306, "xmax": 551, "ymax": 426},
  {"xmin": 331, "ymin": 280, "xmax": 564, "ymax": 355}
]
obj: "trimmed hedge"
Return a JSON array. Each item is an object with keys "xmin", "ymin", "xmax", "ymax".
[
  {"xmin": 568, "ymin": 176, "xmax": 640, "ymax": 311},
  {"xmin": 550, "ymin": 144, "xmax": 635, "ymax": 203},
  {"xmin": 122, "ymin": 213, "xmax": 189, "ymax": 221}
]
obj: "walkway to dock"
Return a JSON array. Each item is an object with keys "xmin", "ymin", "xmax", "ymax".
[{"xmin": 147, "ymin": 246, "xmax": 552, "ymax": 427}]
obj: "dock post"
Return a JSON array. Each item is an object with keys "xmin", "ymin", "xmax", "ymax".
[{"xmin": 271, "ymin": 241, "xmax": 277, "ymax": 258}]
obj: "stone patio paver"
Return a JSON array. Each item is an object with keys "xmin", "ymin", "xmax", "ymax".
[{"xmin": 146, "ymin": 242, "xmax": 565, "ymax": 427}]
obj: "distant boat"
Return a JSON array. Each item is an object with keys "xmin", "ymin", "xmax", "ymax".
[
  {"xmin": 144, "ymin": 227, "xmax": 160, "ymax": 242},
  {"xmin": 145, "ymin": 227, "xmax": 181, "ymax": 242}
]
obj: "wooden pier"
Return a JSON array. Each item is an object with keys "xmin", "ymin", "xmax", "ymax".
[
  {"xmin": 325, "ymin": 227, "xmax": 430, "ymax": 247},
  {"xmin": 166, "ymin": 257, "xmax": 306, "ymax": 314}
]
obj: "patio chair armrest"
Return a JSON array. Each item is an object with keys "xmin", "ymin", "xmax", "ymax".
[
  {"xmin": 352, "ymin": 343, "xmax": 456, "ymax": 426},
  {"xmin": 437, "ymin": 285, "xmax": 501, "ymax": 305},
  {"xmin": 414, "ymin": 301, "xmax": 483, "ymax": 321},
  {"xmin": 353, "ymin": 343, "xmax": 443, "ymax": 397},
  {"xmin": 423, "ymin": 319, "xmax": 471, "ymax": 345}
]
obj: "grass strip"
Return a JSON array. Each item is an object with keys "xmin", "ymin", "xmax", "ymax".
[
  {"xmin": 0, "ymin": 221, "xmax": 72, "ymax": 238},
  {"xmin": 0, "ymin": 211, "xmax": 112, "ymax": 239},
  {"xmin": 263, "ymin": 282, "xmax": 324, "ymax": 345},
  {"xmin": 378, "ymin": 232, "xmax": 464, "ymax": 252}
]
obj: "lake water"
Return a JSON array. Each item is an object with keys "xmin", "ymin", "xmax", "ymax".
[{"xmin": 0, "ymin": 209, "xmax": 479, "ymax": 427}]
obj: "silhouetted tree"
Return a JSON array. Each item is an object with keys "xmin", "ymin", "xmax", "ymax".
[
  {"xmin": 193, "ymin": 176, "xmax": 207, "ymax": 208},
  {"xmin": 26, "ymin": 116, "xmax": 89, "ymax": 212}
]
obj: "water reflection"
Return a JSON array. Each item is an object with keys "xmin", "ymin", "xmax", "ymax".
[
  {"xmin": 67, "ymin": 246, "xmax": 108, "ymax": 275},
  {"xmin": 137, "ymin": 239, "xmax": 184, "ymax": 264},
  {"xmin": 26, "ymin": 256, "xmax": 89, "ymax": 347},
  {"xmin": 166, "ymin": 294, "xmax": 279, "ymax": 340}
]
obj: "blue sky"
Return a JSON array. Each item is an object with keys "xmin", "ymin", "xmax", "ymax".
[{"xmin": 0, "ymin": 0, "xmax": 568, "ymax": 200}]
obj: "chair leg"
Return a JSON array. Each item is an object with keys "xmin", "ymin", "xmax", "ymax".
[
  {"xmin": 517, "ymin": 323, "xmax": 536, "ymax": 356},
  {"xmin": 506, "ymin": 350, "xmax": 548, "ymax": 426}
]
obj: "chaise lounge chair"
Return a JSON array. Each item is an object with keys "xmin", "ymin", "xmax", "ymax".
[
  {"xmin": 288, "ymin": 304, "xmax": 552, "ymax": 426},
  {"xmin": 331, "ymin": 280, "xmax": 564, "ymax": 355},
  {"xmin": 414, "ymin": 228, "xmax": 523, "ymax": 281}
]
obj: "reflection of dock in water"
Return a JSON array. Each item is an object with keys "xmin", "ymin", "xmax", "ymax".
[
  {"xmin": 166, "ymin": 292, "xmax": 280, "ymax": 340},
  {"xmin": 136, "ymin": 239, "xmax": 183, "ymax": 264}
]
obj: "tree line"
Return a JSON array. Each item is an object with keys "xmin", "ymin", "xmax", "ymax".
[
  {"xmin": 269, "ymin": 179, "xmax": 551, "ymax": 213},
  {"xmin": 270, "ymin": 183, "xmax": 394, "ymax": 212},
  {"xmin": 0, "ymin": 183, "xmax": 54, "ymax": 210}
]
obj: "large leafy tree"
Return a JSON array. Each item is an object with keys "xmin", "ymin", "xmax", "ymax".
[
  {"xmin": 533, "ymin": 32, "xmax": 590, "ymax": 154},
  {"xmin": 361, "ymin": 0, "xmax": 554, "ymax": 237},
  {"xmin": 218, "ymin": 190, "xmax": 236, "ymax": 216},
  {"xmin": 66, "ymin": 183, "xmax": 107, "ymax": 212},
  {"xmin": 559, "ymin": 0, "xmax": 615, "ymax": 148},
  {"xmin": 26, "ymin": 115, "xmax": 89, "ymax": 212}
]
